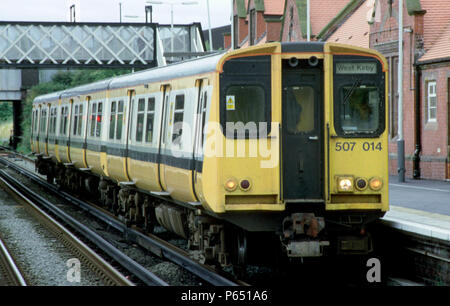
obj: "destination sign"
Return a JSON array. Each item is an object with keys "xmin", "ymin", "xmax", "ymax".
[{"xmin": 336, "ymin": 62, "xmax": 377, "ymax": 74}]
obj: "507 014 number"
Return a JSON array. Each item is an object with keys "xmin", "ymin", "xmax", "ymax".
[{"xmin": 335, "ymin": 142, "xmax": 382, "ymax": 152}]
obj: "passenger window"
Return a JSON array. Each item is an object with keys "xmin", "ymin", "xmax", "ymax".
[
  {"xmin": 201, "ymin": 92, "xmax": 208, "ymax": 148},
  {"xmin": 63, "ymin": 106, "xmax": 68, "ymax": 135},
  {"xmin": 40, "ymin": 108, "xmax": 47, "ymax": 133},
  {"xmin": 33, "ymin": 110, "xmax": 37, "ymax": 132},
  {"xmin": 60, "ymin": 107, "xmax": 67, "ymax": 135},
  {"xmin": 109, "ymin": 101, "xmax": 116, "ymax": 140},
  {"xmin": 136, "ymin": 98, "xmax": 145, "ymax": 142},
  {"xmin": 77, "ymin": 105, "xmax": 83, "ymax": 136},
  {"xmin": 52, "ymin": 107, "xmax": 57, "ymax": 134},
  {"xmin": 172, "ymin": 94, "xmax": 185, "ymax": 145},
  {"xmin": 145, "ymin": 97, "xmax": 155, "ymax": 143},
  {"xmin": 90, "ymin": 103, "xmax": 97, "ymax": 137},
  {"xmin": 116, "ymin": 100, "xmax": 124, "ymax": 140},
  {"xmin": 96, "ymin": 102, "xmax": 102, "ymax": 137},
  {"xmin": 73, "ymin": 105, "xmax": 78, "ymax": 135}
]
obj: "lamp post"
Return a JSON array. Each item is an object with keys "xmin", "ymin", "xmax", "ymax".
[
  {"xmin": 147, "ymin": 1, "xmax": 198, "ymax": 54},
  {"xmin": 119, "ymin": 2, "xmax": 122, "ymax": 23},
  {"xmin": 70, "ymin": 4, "xmax": 76, "ymax": 22},
  {"xmin": 230, "ymin": 0, "xmax": 234, "ymax": 50},
  {"xmin": 206, "ymin": 0, "xmax": 213, "ymax": 51},
  {"xmin": 145, "ymin": 5, "xmax": 153, "ymax": 23},
  {"xmin": 397, "ymin": 0, "xmax": 405, "ymax": 182},
  {"xmin": 307, "ymin": 0, "xmax": 310, "ymax": 41}
]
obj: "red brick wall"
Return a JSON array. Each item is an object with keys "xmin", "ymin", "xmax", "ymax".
[
  {"xmin": 256, "ymin": 11, "xmax": 266, "ymax": 41},
  {"xmin": 238, "ymin": 18, "xmax": 248, "ymax": 46},
  {"xmin": 224, "ymin": 34, "xmax": 231, "ymax": 49},
  {"xmin": 267, "ymin": 22, "xmax": 282, "ymax": 42},
  {"xmin": 419, "ymin": 64, "xmax": 450, "ymax": 180},
  {"xmin": 374, "ymin": 0, "xmax": 450, "ymax": 180}
]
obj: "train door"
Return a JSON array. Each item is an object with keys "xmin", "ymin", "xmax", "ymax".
[
  {"xmin": 38, "ymin": 104, "xmax": 48, "ymax": 155},
  {"xmin": 157, "ymin": 85, "xmax": 171, "ymax": 191},
  {"xmin": 124, "ymin": 90, "xmax": 135, "ymax": 181},
  {"xmin": 192, "ymin": 79, "xmax": 209, "ymax": 201},
  {"xmin": 282, "ymin": 63, "xmax": 323, "ymax": 200}
]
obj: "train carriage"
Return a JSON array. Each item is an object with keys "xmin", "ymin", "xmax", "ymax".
[{"xmin": 33, "ymin": 42, "xmax": 389, "ymax": 268}]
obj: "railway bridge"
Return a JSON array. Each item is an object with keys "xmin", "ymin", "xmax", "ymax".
[{"xmin": 0, "ymin": 21, "xmax": 207, "ymax": 148}]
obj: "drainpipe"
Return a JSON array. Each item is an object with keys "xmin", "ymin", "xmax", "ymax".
[{"xmin": 413, "ymin": 64, "xmax": 421, "ymax": 179}]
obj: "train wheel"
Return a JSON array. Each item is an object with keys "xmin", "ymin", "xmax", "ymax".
[{"xmin": 232, "ymin": 230, "xmax": 247, "ymax": 278}]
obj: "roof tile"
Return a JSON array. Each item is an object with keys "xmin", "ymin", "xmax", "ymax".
[
  {"xmin": 264, "ymin": 0, "xmax": 285, "ymax": 15},
  {"xmin": 326, "ymin": 1, "xmax": 370, "ymax": 48},
  {"xmin": 419, "ymin": 21, "xmax": 450, "ymax": 62}
]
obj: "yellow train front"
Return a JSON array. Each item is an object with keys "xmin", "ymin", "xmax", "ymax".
[
  {"xmin": 31, "ymin": 41, "xmax": 388, "ymax": 268},
  {"xmin": 205, "ymin": 42, "xmax": 388, "ymax": 264}
]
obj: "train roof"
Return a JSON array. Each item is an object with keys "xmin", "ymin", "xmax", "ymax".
[
  {"xmin": 109, "ymin": 52, "xmax": 225, "ymax": 90},
  {"xmin": 32, "ymin": 42, "xmax": 359, "ymax": 105},
  {"xmin": 32, "ymin": 52, "xmax": 225, "ymax": 105}
]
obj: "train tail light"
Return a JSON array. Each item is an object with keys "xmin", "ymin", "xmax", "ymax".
[
  {"xmin": 369, "ymin": 177, "xmax": 383, "ymax": 191},
  {"xmin": 224, "ymin": 178, "xmax": 238, "ymax": 192}
]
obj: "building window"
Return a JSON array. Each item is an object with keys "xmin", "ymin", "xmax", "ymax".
[
  {"xmin": 249, "ymin": 9, "xmax": 256, "ymax": 45},
  {"xmin": 427, "ymin": 81, "xmax": 437, "ymax": 122}
]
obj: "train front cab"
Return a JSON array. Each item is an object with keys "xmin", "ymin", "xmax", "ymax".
[{"xmin": 211, "ymin": 42, "xmax": 388, "ymax": 259}]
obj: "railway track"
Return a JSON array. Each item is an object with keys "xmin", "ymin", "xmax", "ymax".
[
  {"xmin": 0, "ymin": 237, "xmax": 27, "ymax": 286},
  {"xmin": 0, "ymin": 151, "xmax": 242, "ymax": 286},
  {"xmin": 0, "ymin": 169, "xmax": 138, "ymax": 286}
]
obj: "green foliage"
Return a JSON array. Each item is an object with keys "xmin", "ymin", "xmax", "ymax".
[
  {"xmin": 0, "ymin": 102, "xmax": 13, "ymax": 122},
  {"xmin": 16, "ymin": 68, "xmax": 131, "ymax": 154}
]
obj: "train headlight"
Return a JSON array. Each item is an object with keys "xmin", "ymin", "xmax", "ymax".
[
  {"xmin": 337, "ymin": 176, "xmax": 354, "ymax": 192},
  {"xmin": 224, "ymin": 178, "xmax": 238, "ymax": 192},
  {"xmin": 369, "ymin": 177, "xmax": 383, "ymax": 191}
]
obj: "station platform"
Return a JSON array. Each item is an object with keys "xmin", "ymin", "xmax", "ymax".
[{"xmin": 385, "ymin": 175, "xmax": 450, "ymax": 241}]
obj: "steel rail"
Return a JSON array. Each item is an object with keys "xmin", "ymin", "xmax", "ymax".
[
  {"xmin": 0, "ymin": 156, "xmax": 240, "ymax": 286},
  {"xmin": 0, "ymin": 168, "xmax": 168, "ymax": 286},
  {"xmin": 0, "ymin": 238, "xmax": 27, "ymax": 286}
]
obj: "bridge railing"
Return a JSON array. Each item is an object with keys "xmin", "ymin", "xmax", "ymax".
[{"xmin": 0, "ymin": 21, "xmax": 206, "ymax": 68}]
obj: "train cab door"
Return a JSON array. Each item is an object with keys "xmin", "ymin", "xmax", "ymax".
[
  {"xmin": 157, "ymin": 85, "xmax": 171, "ymax": 191},
  {"xmin": 192, "ymin": 79, "xmax": 209, "ymax": 202},
  {"xmin": 282, "ymin": 61, "xmax": 323, "ymax": 200}
]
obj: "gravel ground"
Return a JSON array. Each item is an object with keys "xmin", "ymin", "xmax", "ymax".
[
  {"xmin": 0, "ymin": 188, "xmax": 105, "ymax": 286},
  {"xmin": 0, "ymin": 157, "xmax": 202, "ymax": 286}
]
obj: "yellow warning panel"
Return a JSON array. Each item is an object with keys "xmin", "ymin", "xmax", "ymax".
[{"xmin": 226, "ymin": 95, "xmax": 235, "ymax": 110}]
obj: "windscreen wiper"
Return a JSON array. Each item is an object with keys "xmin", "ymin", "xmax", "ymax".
[{"xmin": 342, "ymin": 79, "xmax": 361, "ymax": 105}]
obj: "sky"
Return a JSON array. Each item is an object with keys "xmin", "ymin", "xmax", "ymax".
[{"xmin": 0, "ymin": 0, "xmax": 232, "ymax": 30}]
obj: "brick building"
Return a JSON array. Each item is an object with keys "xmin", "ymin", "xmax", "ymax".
[
  {"xmin": 227, "ymin": 0, "xmax": 450, "ymax": 180},
  {"xmin": 228, "ymin": 0, "xmax": 285, "ymax": 48},
  {"xmin": 280, "ymin": 0, "xmax": 361, "ymax": 42},
  {"xmin": 369, "ymin": 0, "xmax": 450, "ymax": 180}
]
